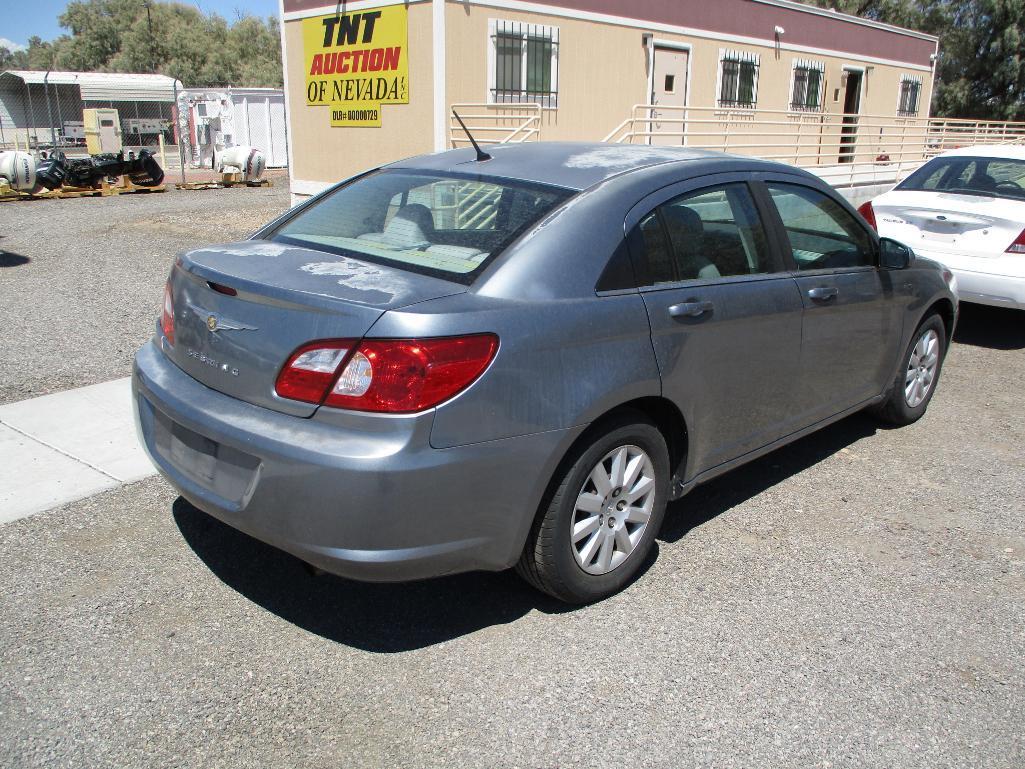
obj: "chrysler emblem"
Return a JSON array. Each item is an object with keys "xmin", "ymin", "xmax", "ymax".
[{"xmin": 187, "ymin": 302, "xmax": 258, "ymax": 333}]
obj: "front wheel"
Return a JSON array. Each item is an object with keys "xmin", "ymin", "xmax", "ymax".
[
  {"xmin": 516, "ymin": 413, "xmax": 670, "ymax": 604},
  {"xmin": 874, "ymin": 313, "xmax": 946, "ymax": 426}
]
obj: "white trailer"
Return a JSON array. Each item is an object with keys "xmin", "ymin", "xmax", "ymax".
[{"xmin": 177, "ymin": 88, "xmax": 288, "ymax": 169}]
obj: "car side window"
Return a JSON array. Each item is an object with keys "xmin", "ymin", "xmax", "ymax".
[
  {"xmin": 638, "ymin": 212, "xmax": 676, "ymax": 283},
  {"xmin": 767, "ymin": 183, "xmax": 874, "ymax": 271},
  {"xmin": 634, "ymin": 183, "xmax": 773, "ymax": 285}
]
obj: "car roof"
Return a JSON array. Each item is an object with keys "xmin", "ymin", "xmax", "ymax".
[
  {"xmin": 936, "ymin": 144, "xmax": 1025, "ymax": 161},
  {"xmin": 387, "ymin": 141, "xmax": 792, "ymax": 191}
]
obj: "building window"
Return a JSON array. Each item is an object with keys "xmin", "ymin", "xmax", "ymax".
[
  {"xmin": 898, "ymin": 74, "xmax": 923, "ymax": 116},
  {"xmin": 488, "ymin": 20, "xmax": 559, "ymax": 109},
  {"xmin": 790, "ymin": 59, "xmax": 825, "ymax": 111},
  {"xmin": 717, "ymin": 50, "xmax": 760, "ymax": 109}
]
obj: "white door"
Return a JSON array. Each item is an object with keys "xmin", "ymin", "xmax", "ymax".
[
  {"xmin": 248, "ymin": 100, "xmax": 272, "ymax": 159},
  {"xmin": 269, "ymin": 96, "xmax": 288, "ymax": 167},
  {"xmin": 650, "ymin": 48, "xmax": 688, "ymax": 146}
]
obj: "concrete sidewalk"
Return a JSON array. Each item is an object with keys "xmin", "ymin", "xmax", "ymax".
[{"xmin": 0, "ymin": 378, "xmax": 155, "ymax": 523}]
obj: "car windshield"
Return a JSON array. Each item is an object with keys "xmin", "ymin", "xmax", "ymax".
[
  {"xmin": 270, "ymin": 170, "xmax": 573, "ymax": 284},
  {"xmin": 897, "ymin": 156, "xmax": 1025, "ymax": 201}
]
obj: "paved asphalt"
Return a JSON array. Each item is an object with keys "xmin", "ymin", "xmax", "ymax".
[{"xmin": 1, "ymin": 189, "xmax": 1023, "ymax": 768}]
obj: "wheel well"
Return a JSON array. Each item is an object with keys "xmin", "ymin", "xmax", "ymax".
[
  {"xmin": 584, "ymin": 397, "xmax": 689, "ymax": 480},
  {"xmin": 521, "ymin": 397, "xmax": 689, "ymax": 564},
  {"xmin": 925, "ymin": 298, "xmax": 956, "ymax": 344}
]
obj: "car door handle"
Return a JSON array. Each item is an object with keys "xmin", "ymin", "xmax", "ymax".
[
  {"xmin": 668, "ymin": 300, "xmax": 714, "ymax": 318},
  {"xmin": 807, "ymin": 286, "xmax": 839, "ymax": 302}
]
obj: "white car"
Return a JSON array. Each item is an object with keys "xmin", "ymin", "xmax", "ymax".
[{"xmin": 859, "ymin": 145, "xmax": 1025, "ymax": 309}]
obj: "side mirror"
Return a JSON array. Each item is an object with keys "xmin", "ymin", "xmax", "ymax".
[{"xmin": 879, "ymin": 237, "xmax": 913, "ymax": 269}]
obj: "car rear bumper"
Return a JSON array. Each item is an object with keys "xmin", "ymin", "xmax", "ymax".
[
  {"xmin": 132, "ymin": 339, "xmax": 580, "ymax": 582},
  {"xmin": 913, "ymin": 248, "xmax": 1025, "ymax": 310}
]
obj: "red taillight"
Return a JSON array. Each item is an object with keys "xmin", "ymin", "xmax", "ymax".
[
  {"xmin": 275, "ymin": 334, "xmax": 499, "ymax": 413},
  {"xmin": 275, "ymin": 340, "xmax": 355, "ymax": 404},
  {"xmin": 1006, "ymin": 228, "xmax": 1025, "ymax": 253},
  {"xmin": 857, "ymin": 200, "xmax": 877, "ymax": 230},
  {"xmin": 161, "ymin": 281, "xmax": 175, "ymax": 345}
]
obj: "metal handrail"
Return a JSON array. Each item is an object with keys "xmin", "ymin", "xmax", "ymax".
[
  {"xmin": 449, "ymin": 103, "xmax": 542, "ymax": 147},
  {"xmin": 602, "ymin": 104, "xmax": 1025, "ymax": 186}
]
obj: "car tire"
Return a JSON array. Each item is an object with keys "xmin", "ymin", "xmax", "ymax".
[
  {"xmin": 516, "ymin": 411, "xmax": 670, "ymax": 604},
  {"xmin": 874, "ymin": 313, "xmax": 947, "ymax": 426}
]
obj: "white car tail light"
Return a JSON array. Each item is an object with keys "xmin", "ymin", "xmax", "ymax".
[
  {"xmin": 1005, "ymin": 228, "xmax": 1025, "ymax": 253},
  {"xmin": 857, "ymin": 200, "xmax": 877, "ymax": 230},
  {"xmin": 275, "ymin": 335, "xmax": 499, "ymax": 413}
]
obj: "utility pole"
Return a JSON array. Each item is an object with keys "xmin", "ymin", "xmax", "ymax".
[{"xmin": 144, "ymin": 0, "xmax": 156, "ymax": 72}]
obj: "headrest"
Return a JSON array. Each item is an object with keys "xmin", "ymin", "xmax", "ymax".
[
  {"xmin": 969, "ymin": 172, "xmax": 997, "ymax": 191},
  {"xmin": 384, "ymin": 204, "xmax": 435, "ymax": 241},
  {"xmin": 661, "ymin": 205, "xmax": 704, "ymax": 239}
]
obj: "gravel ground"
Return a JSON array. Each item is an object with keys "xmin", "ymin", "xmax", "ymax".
[
  {"xmin": 1, "ymin": 189, "xmax": 1023, "ymax": 767},
  {"xmin": 0, "ymin": 178, "xmax": 290, "ymax": 404},
  {"xmin": 1, "ymin": 307, "xmax": 1024, "ymax": 766}
]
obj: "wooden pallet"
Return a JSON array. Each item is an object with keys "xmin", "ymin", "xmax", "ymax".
[
  {"xmin": 175, "ymin": 174, "xmax": 273, "ymax": 191},
  {"xmin": 52, "ymin": 178, "xmax": 167, "ymax": 197},
  {"xmin": 0, "ymin": 181, "xmax": 50, "ymax": 202},
  {"xmin": 110, "ymin": 177, "xmax": 167, "ymax": 195},
  {"xmin": 0, "ymin": 178, "xmax": 166, "ymax": 201},
  {"xmin": 225, "ymin": 177, "xmax": 273, "ymax": 188}
]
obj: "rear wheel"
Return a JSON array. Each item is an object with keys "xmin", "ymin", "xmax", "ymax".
[
  {"xmin": 874, "ymin": 313, "xmax": 946, "ymax": 426},
  {"xmin": 516, "ymin": 413, "xmax": 670, "ymax": 604}
]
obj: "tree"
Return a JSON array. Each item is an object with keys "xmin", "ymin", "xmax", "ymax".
[
  {"xmin": 931, "ymin": 0, "xmax": 1025, "ymax": 120},
  {"xmin": 4, "ymin": 0, "xmax": 283, "ymax": 88},
  {"xmin": 0, "ymin": 46, "xmax": 29, "ymax": 70},
  {"xmin": 805, "ymin": 0, "xmax": 1025, "ymax": 120}
]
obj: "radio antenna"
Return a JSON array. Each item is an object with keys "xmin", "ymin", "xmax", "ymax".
[{"xmin": 451, "ymin": 109, "xmax": 492, "ymax": 162}]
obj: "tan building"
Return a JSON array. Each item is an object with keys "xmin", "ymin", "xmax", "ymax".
[{"xmin": 279, "ymin": 0, "xmax": 938, "ymax": 200}]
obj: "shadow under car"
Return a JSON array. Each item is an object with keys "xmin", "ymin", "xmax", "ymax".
[{"xmin": 174, "ymin": 412, "xmax": 879, "ymax": 650}]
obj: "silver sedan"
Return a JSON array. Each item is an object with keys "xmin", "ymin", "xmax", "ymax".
[{"xmin": 134, "ymin": 142, "xmax": 958, "ymax": 603}]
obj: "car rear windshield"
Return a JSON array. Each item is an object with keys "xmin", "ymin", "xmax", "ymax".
[
  {"xmin": 270, "ymin": 169, "xmax": 573, "ymax": 284},
  {"xmin": 897, "ymin": 156, "xmax": 1025, "ymax": 201}
]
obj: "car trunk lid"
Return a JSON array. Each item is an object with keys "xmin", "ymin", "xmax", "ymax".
[
  {"xmin": 165, "ymin": 240, "xmax": 465, "ymax": 417},
  {"xmin": 874, "ymin": 190, "xmax": 1025, "ymax": 258}
]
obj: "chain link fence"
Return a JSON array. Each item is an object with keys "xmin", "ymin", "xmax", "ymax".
[{"xmin": 0, "ymin": 79, "xmax": 182, "ymax": 169}]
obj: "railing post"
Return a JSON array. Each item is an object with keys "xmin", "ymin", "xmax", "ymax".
[
  {"xmin": 794, "ymin": 115, "xmax": 802, "ymax": 165},
  {"xmin": 849, "ymin": 114, "xmax": 856, "ymax": 188},
  {"xmin": 896, "ymin": 120, "xmax": 905, "ymax": 182}
]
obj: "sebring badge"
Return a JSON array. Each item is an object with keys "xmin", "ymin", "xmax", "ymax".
[{"xmin": 186, "ymin": 348, "xmax": 240, "ymax": 376}]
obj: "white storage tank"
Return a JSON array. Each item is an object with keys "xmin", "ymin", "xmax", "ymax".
[{"xmin": 216, "ymin": 145, "xmax": 266, "ymax": 181}]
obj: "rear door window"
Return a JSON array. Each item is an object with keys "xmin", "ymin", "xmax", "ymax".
[
  {"xmin": 271, "ymin": 170, "xmax": 572, "ymax": 284},
  {"xmin": 767, "ymin": 183, "xmax": 874, "ymax": 270},
  {"xmin": 633, "ymin": 183, "xmax": 773, "ymax": 285}
]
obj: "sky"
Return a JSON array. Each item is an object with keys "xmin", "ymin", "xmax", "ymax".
[{"xmin": 1, "ymin": 0, "xmax": 280, "ymax": 50}]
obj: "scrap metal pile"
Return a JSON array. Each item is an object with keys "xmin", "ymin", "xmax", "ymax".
[{"xmin": 0, "ymin": 149, "xmax": 165, "ymax": 195}]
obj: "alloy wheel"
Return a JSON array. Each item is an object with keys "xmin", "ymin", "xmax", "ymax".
[
  {"xmin": 570, "ymin": 444, "xmax": 656, "ymax": 575},
  {"xmin": 904, "ymin": 328, "xmax": 940, "ymax": 408}
]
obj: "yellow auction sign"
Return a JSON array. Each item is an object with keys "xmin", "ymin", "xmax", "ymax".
[{"xmin": 303, "ymin": 6, "xmax": 408, "ymax": 127}]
